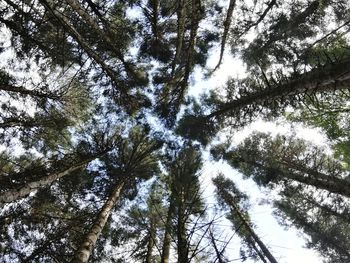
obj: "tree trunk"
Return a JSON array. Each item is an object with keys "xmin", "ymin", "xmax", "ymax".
[
  {"xmin": 171, "ymin": 0, "xmax": 187, "ymax": 75},
  {"xmin": 73, "ymin": 181, "xmax": 125, "ymax": 263},
  {"xmin": 231, "ymin": 199, "xmax": 278, "ymax": 263},
  {"xmin": 246, "ymin": 158, "xmax": 350, "ymax": 199},
  {"xmin": 0, "ymin": 84, "xmax": 59, "ymax": 100},
  {"xmin": 282, "ymin": 169, "xmax": 350, "ymax": 198},
  {"xmin": 145, "ymin": 220, "xmax": 155, "ymax": 263},
  {"xmin": 39, "ymin": 0, "xmax": 126, "ymax": 91},
  {"xmin": 177, "ymin": 193, "xmax": 188, "ymax": 263},
  {"xmin": 161, "ymin": 196, "xmax": 175, "ymax": 263},
  {"xmin": 0, "ymin": 155, "xmax": 100, "ymax": 204},
  {"xmin": 213, "ymin": 0, "xmax": 236, "ymax": 71},
  {"xmin": 207, "ymin": 58, "xmax": 350, "ymax": 119}
]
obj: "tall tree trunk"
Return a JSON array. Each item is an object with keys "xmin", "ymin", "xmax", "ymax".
[
  {"xmin": 230, "ymin": 200, "xmax": 278, "ymax": 263},
  {"xmin": 145, "ymin": 219, "xmax": 155, "ymax": 263},
  {"xmin": 39, "ymin": 0, "xmax": 127, "ymax": 91},
  {"xmin": 212, "ymin": 0, "xmax": 236, "ymax": 72},
  {"xmin": 0, "ymin": 154, "xmax": 103, "ymax": 204},
  {"xmin": 177, "ymin": 192, "xmax": 188, "ymax": 263},
  {"xmin": 244, "ymin": 156, "xmax": 350, "ymax": 198},
  {"xmin": 64, "ymin": 0, "xmax": 136, "ymax": 77},
  {"xmin": 171, "ymin": 0, "xmax": 187, "ymax": 75},
  {"xmin": 206, "ymin": 58, "xmax": 350, "ymax": 119},
  {"xmin": 282, "ymin": 169, "xmax": 350, "ymax": 198},
  {"xmin": 73, "ymin": 181, "xmax": 125, "ymax": 263},
  {"xmin": 161, "ymin": 196, "xmax": 175, "ymax": 263}
]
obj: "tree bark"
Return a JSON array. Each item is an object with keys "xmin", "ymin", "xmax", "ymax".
[
  {"xmin": 72, "ymin": 181, "xmax": 125, "ymax": 263},
  {"xmin": 171, "ymin": 0, "xmax": 187, "ymax": 75},
  {"xmin": 244, "ymin": 157, "xmax": 350, "ymax": 199},
  {"xmin": 282, "ymin": 168, "xmax": 350, "ymax": 198},
  {"xmin": 64, "ymin": 0, "xmax": 134, "ymax": 75},
  {"xmin": 213, "ymin": 0, "xmax": 236, "ymax": 72}
]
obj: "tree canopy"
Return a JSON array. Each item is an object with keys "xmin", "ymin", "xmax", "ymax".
[{"xmin": 1, "ymin": 0, "xmax": 350, "ymax": 262}]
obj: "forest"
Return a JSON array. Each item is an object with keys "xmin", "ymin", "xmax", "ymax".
[{"xmin": 0, "ymin": 0, "xmax": 350, "ymax": 262}]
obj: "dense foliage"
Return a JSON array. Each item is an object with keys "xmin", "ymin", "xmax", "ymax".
[{"xmin": 1, "ymin": 0, "xmax": 350, "ymax": 262}]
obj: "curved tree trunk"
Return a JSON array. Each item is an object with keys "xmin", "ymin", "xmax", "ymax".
[{"xmin": 73, "ymin": 181, "xmax": 125, "ymax": 263}]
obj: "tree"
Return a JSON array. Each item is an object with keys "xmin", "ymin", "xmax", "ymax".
[
  {"xmin": 73, "ymin": 127, "xmax": 162, "ymax": 262},
  {"xmin": 0, "ymin": 130, "xmax": 115, "ymax": 204},
  {"xmin": 274, "ymin": 184, "xmax": 350, "ymax": 262},
  {"xmin": 1, "ymin": 0, "xmax": 350, "ymax": 262},
  {"xmin": 160, "ymin": 143, "xmax": 207, "ymax": 263},
  {"xmin": 177, "ymin": 57, "xmax": 350, "ymax": 144},
  {"xmin": 213, "ymin": 174, "xmax": 278, "ymax": 263},
  {"xmin": 212, "ymin": 132, "xmax": 350, "ymax": 198}
]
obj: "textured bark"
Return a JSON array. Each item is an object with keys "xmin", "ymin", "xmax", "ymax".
[
  {"xmin": 73, "ymin": 182, "xmax": 125, "ymax": 263},
  {"xmin": 207, "ymin": 58, "xmax": 350, "ymax": 119},
  {"xmin": 0, "ymin": 155, "xmax": 101, "ymax": 204}
]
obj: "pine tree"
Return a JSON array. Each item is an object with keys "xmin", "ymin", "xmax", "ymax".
[
  {"xmin": 212, "ymin": 132, "xmax": 350, "ymax": 198},
  {"xmin": 213, "ymin": 174, "xmax": 278, "ymax": 263}
]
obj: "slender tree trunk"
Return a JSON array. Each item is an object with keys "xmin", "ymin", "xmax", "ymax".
[
  {"xmin": 146, "ymin": 220, "xmax": 155, "ymax": 263},
  {"xmin": 246, "ymin": 158, "xmax": 350, "ymax": 199},
  {"xmin": 39, "ymin": 0, "xmax": 126, "ymax": 90},
  {"xmin": 161, "ymin": 196, "xmax": 175, "ymax": 263},
  {"xmin": 171, "ymin": 0, "xmax": 187, "ymax": 75},
  {"xmin": 64, "ymin": 0, "xmax": 141, "ymax": 80},
  {"xmin": 213, "ymin": 0, "xmax": 236, "ymax": 71},
  {"xmin": 73, "ymin": 181, "xmax": 125, "ymax": 263},
  {"xmin": 230, "ymin": 201, "xmax": 278, "ymax": 263},
  {"xmin": 0, "ymin": 155, "xmax": 101, "ymax": 204},
  {"xmin": 177, "ymin": 193, "xmax": 188, "ymax": 263},
  {"xmin": 0, "ymin": 84, "xmax": 59, "ymax": 100},
  {"xmin": 282, "ymin": 169, "xmax": 350, "ymax": 198},
  {"xmin": 209, "ymin": 229, "xmax": 226, "ymax": 263},
  {"xmin": 248, "ymin": 236, "xmax": 268, "ymax": 263},
  {"xmin": 206, "ymin": 58, "xmax": 350, "ymax": 119}
]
